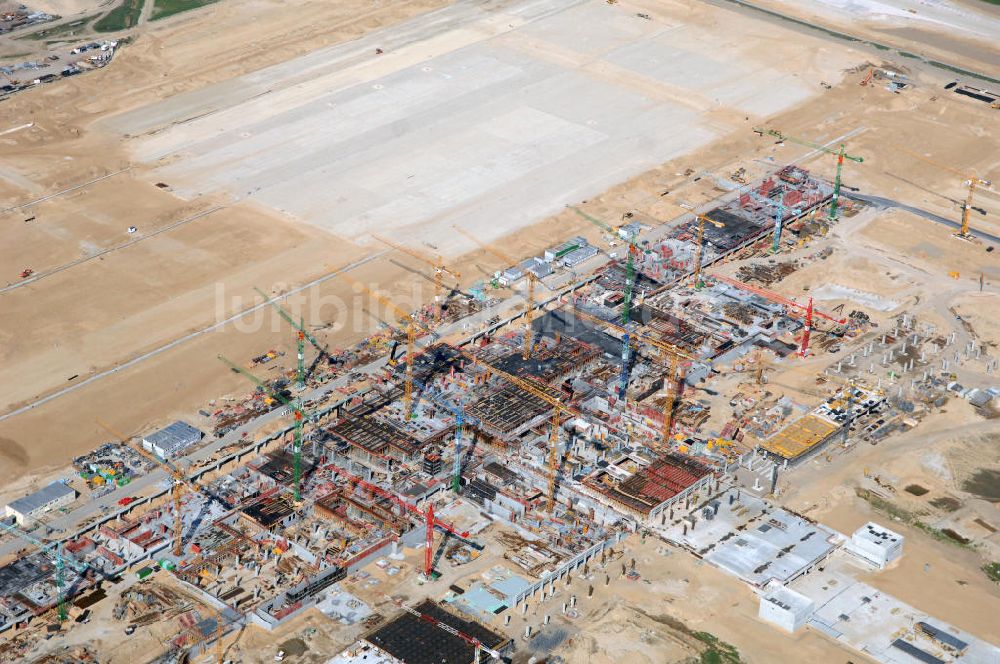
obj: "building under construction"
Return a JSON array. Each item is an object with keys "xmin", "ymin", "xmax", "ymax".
[{"xmin": 362, "ymin": 600, "xmax": 513, "ymax": 664}]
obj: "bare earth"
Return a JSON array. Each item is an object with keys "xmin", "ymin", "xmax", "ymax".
[{"xmin": 1, "ymin": 0, "xmax": 1000, "ymax": 661}]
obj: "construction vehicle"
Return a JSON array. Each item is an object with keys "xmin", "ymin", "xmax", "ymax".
[
  {"xmin": 373, "ymin": 235, "xmax": 461, "ymax": 322},
  {"xmin": 20, "ymin": 267, "xmax": 33, "ymax": 278},
  {"xmin": 896, "ymin": 147, "xmax": 994, "ymax": 239},
  {"xmin": 755, "ymin": 128, "xmax": 863, "ymax": 220},
  {"xmin": 452, "ymin": 224, "xmax": 538, "ymax": 360}
]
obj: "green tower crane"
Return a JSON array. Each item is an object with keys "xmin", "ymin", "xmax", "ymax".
[{"xmin": 756, "ymin": 128, "xmax": 863, "ymax": 220}]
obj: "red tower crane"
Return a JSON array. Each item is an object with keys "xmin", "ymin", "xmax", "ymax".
[
  {"xmin": 707, "ymin": 274, "xmax": 844, "ymax": 357},
  {"xmin": 800, "ymin": 297, "xmax": 814, "ymax": 358},
  {"xmin": 326, "ymin": 466, "xmax": 468, "ymax": 577}
]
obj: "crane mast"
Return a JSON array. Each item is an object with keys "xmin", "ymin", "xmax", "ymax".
[{"xmin": 755, "ymin": 128, "xmax": 863, "ymax": 221}]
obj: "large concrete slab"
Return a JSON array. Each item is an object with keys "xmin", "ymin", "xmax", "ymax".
[{"xmin": 113, "ymin": 0, "xmax": 830, "ymax": 255}]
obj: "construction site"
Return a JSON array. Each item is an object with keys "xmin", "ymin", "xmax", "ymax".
[{"xmin": 1, "ymin": 0, "xmax": 1000, "ymax": 662}]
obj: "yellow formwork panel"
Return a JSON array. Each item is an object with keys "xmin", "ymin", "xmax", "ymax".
[{"xmin": 761, "ymin": 414, "xmax": 838, "ymax": 460}]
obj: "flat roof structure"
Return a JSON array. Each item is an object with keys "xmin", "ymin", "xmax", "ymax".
[
  {"xmin": 0, "ymin": 555, "xmax": 53, "ymax": 598},
  {"xmin": 6, "ymin": 482, "xmax": 76, "ymax": 522},
  {"xmin": 760, "ymin": 413, "xmax": 838, "ymax": 461},
  {"xmin": 253, "ymin": 450, "xmax": 316, "ymax": 486},
  {"xmin": 482, "ymin": 337, "xmax": 600, "ymax": 385},
  {"xmin": 242, "ymin": 494, "xmax": 297, "ymax": 529},
  {"xmin": 364, "ymin": 600, "xmax": 510, "ymax": 664},
  {"xmin": 142, "ymin": 420, "xmax": 203, "ymax": 459},
  {"xmin": 328, "ymin": 415, "xmax": 423, "ymax": 458},
  {"xmin": 586, "ymin": 454, "xmax": 712, "ymax": 517},
  {"xmin": 705, "ymin": 508, "xmax": 840, "ymax": 587}
]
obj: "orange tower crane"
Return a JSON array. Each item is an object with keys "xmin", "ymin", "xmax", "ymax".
[
  {"xmin": 691, "ymin": 214, "xmax": 725, "ymax": 289},
  {"xmin": 452, "ymin": 224, "xmax": 538, "ymax": 360},
  {"xmin": 897, "ymin": 147, "xmax": 994, "ymax": 238},
  {"xmin": 326, "ymin": 465, "xmax": 468, "ymax": 578},
  {"xmin": 373, "ymin": 235, "xmax": 461, "ymax": 322},
  {"xmin": 348, "ymin": 279, "xmax": 422, "ymax": 419},
  {"xmin": 560, "ymin": 305, "xmax": 700, "ymax": 441},
  {"xmin": 97, "ymin": 419, "xmax": 205, "ymax": 557},
  {"xmin": 452, "ymin": 345, "xmax": 584, "ymax": 513}
]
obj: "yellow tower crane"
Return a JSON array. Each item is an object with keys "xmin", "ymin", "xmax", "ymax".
[
  {"xmin": 347, "ymin": 279, "xmax": 421, "ymax": 419},
  {"xmin": 97, "ymin": 419, "xmax": 190, "ymax": 557},
  {"xmin": 452, "ymin": 344, "xmax": 582, "ymax": 513},
  {"xmin": 372, "ymin": 234, "xmax": 461, "ymax": 323},
  {"xmin": 451, "ymin": 224, "xmax": 538, "ymax": 361},
  {"xmin": 691, "ymin": 213, "xmax": 725, "ymax": 289},
  {"xmin": 897, "ymin": 146, "xmax": 994, "ymax": 239},
  {"xmin": 559, "ymin": 306, "xmax": 701, "ymax": 442}
]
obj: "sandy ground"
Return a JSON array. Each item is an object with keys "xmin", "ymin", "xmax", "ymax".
[
  {"xmin": 753, "ymin": 0, "xmax": 1000, "ymax": 73},
  {"xmin": 2, "ymin": 0, "xmax": 999, "ymax": 483},
  {"xmin": 1, "ymin": 1, "xmax": 1000, "ymax": 659}
]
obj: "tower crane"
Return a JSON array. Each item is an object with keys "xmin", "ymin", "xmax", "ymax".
[
  {"xmin": 451, "ymin": 345, "xmax": 585, "ymax": 513},
  {"xmin": 388, "ymin": 597, "xmax": 502, "ymax": 662},
  {"xmin": 216, "ymin": 356, "xmax": 311, "ymax": 500},
  {"xmin": 96, "ymin": 419, "xmax": 193, "ymax": 557},
  {"xmin": 570, "ymin": 206, "xmax": 640, "ymax": 400},
  {"xmin": 325, "ymin": 464, "xmax": 469, "ymax": 578},
  {"xmin": 706, "ymin": 273, "xmax": 847, "ymax": 357},
  {"xmin": 690, "ymin": 214, "xmax": 726, "ymax": 289},
  {"xmin": 411, "ymin": 375, "xmax": 479, "ymax": 494},
  {"xmin": 745, "ymin": 188, "xmax": 801, "ymax": 254},
  {"xmin": 97, "ymin": 419, "xmax": 232, "ymax": 556},
  {"xmin": 373, "ymin": 235, "xmax": 461, "ymax": 322},
  {"xmin": 451, "ymin": 224, "xmax": 539, "ymax": 361},
  {"xmin": 756, "ymin": 128, "xmax": 863, "ymax": 220},
  {"xmin": 558, "ymin": 305, "xmax": 701, "ymax": 441},
  {"xmin": 347, "ymin": 279, "xmax": 423, "ymax": 419},
  {"xmin": 0, "ymin": 521, "xmax": 88, "ymax": 622},
  {"xmin": 895, "ymin": 147, "xmax": 994, "ymax": 238},
  {"xmin": 254, "ymin": 286, "xmax": 336, "ymax": 384}
]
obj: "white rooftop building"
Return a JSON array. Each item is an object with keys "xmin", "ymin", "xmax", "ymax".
[
  {"xmin": 5, "ymin": 482, "xmax": 77, "ymax": 526},
  {"xmin": 845, "ymin": 522, "xmax": 903, "ymax": 569},
  {"xmin": 544, "ymin": 236, "xmax": 587, "ymax": 263},
  {"xmin": 758, "ymin": 584, "xmax": 814, "ymax": 633},
  {"xmin": 142, "ymin": 421, "xmax": 203, "ymax": 460}
]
